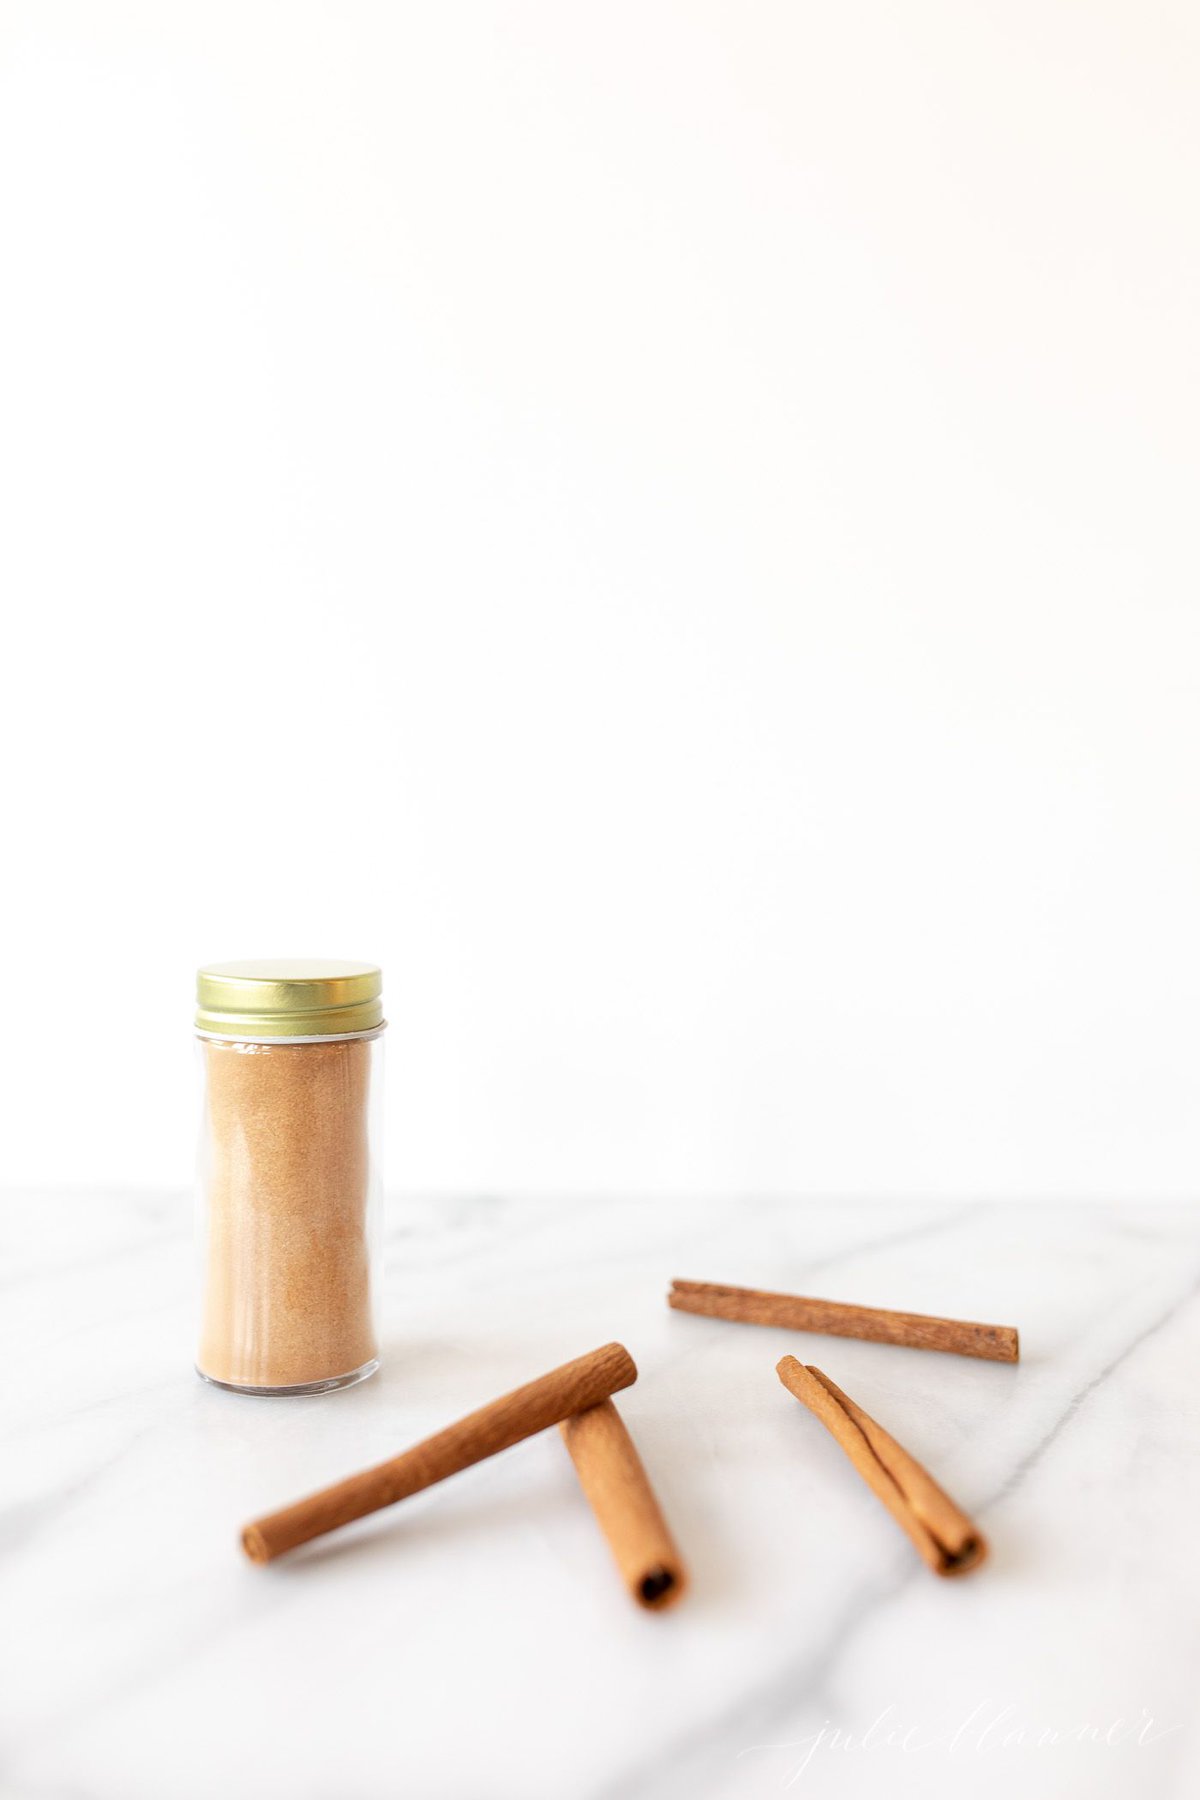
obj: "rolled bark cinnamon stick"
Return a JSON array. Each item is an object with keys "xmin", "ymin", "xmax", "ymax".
[
  {"xmin": 242, "ymin": 1342, "xmax": 637, "ymax": 1564},
  {"xmin": 671, "ymin": 1280, "xmax": 1018, "ymax": 1363},
  {"xmin": 777, "ymin": 1357, "xmax": 987, "ymax": 1577},
  {"xmin": 559, "ymin": 1400, "xmax": 687, "ymax": 1611}
]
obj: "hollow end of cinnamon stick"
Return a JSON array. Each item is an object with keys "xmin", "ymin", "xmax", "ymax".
[
  {"xmin": 638, "ymin": 1565, "xmax": 679, "ymax": 1607},
  {"xmin": 241, "ymin": 1526, "xmax": 270, "ymax": 1565},
  {"xmin": 938, "ymin": 1534, "xmax": 987, "ymax": 1577}
]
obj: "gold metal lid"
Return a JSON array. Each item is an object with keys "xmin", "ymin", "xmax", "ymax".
[{"xmin": 195, "ymin": 958, "xmax": 384, "ymax": 1039}]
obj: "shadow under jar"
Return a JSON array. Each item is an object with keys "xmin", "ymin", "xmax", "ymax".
[{"xmin": 195, "ymin": 959, "xmax": 385, "ymax": 1395}]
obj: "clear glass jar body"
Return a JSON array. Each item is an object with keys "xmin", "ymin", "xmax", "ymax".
[{"xmin": 195, "ymin": 1028, "xmax": 384, "ymax": 1394}]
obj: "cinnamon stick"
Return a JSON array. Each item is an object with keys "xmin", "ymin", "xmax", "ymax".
[
  {"xmin": 670, "ymin": 1280, "xmax": 1018, "ymax": 1363},
  {"xmin": 777, "ymin": 1357, "xmax": 987, "ymax": 1577},
  {"xmin": 242, "ymin": 1342, "xmax": 637, "ymax": 1564},
  {"xmin": 559, "ymin": 1400, "xmax": 687, "ymax": 1611}
]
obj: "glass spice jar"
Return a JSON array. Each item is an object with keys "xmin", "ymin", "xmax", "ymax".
[{"xmin": 195, "ymin": 959, "xmax": 385, "ymax": 1395}]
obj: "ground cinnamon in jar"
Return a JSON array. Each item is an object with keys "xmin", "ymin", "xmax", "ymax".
[{"xmin": 195, "ymin": 960, "xmax": 385, "ymax": 1395}]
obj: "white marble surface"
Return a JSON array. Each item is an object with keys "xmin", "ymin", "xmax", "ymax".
[{"xmin": 2, "ymin": 1194, "xmax": 1199, "ymax": 1800}]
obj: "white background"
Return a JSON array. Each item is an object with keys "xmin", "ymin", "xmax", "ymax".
[{"xmin": 1, "ymin": 1, "xmax": 1197, "ymax": 1200}]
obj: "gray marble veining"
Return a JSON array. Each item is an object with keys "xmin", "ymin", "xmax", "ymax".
[{"xmin": 1, "ymin": 1194, "xmax": 1197, "ymax": 1800}]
